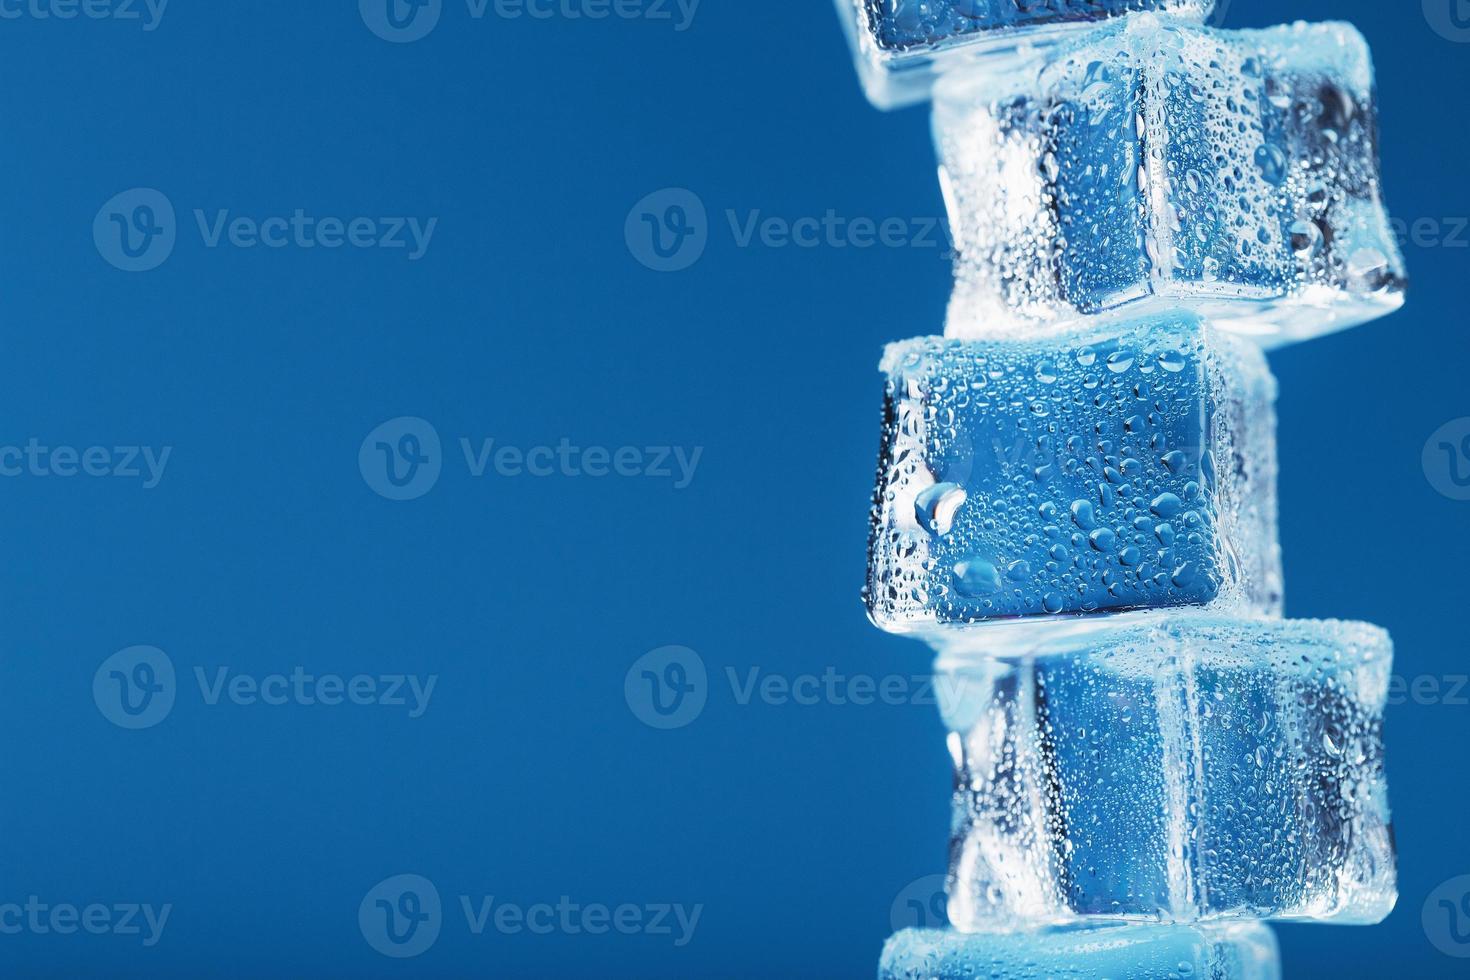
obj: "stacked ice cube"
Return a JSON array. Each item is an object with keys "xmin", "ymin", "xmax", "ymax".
[{"xmin": 836, "ymin": 3, "xmax": 1402, "ymax": 977}]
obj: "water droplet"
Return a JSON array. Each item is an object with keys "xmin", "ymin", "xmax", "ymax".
[
  {"xmin": 915, "ymin": 482, "xmax": 967, "ymax": 536},
  {"xmin": 1041, "ymin": 592, "xmax": 1066, "ymax": 614},
  {"xmin": 1319, "ymin": 83, "xmax": 1355, "ymax": 135},
  {"xmin": 1070, "ymin": 499, "xmax": 1097, "ymax": 530},
  {"xmin": 1150, "ymin": 492, "xmax": 1183, "ymax": 518},
  {"xmin": 1266, "ymin": 77, "xmax": 1291, "ymax": 110},
  {"xmin": 1347, "ymin": 247, "xmax": 1391, "ymax": 293},
  {"xmin": 1253, "ymin": 144, "xmax": 1287, "ymax": 185},
  {"xmin": 954, "ymin": 557, "xmax": 1002, "ymax": 597},
  {"xmin": 1156, "ymin": 349, "xmax": 1186, "ymax": 373},
  {"xmin": 1289, "ymin": 219, "xmax": 1323, "ymax": 256},
  {"xmin": 1040, "ymin": 152, "xmax": 1060, "ymax": 183}
]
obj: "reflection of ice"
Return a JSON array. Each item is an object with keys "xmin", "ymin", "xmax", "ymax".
[{"xmin": 881, "ymin": 921, "xmax": 1281, "ymax": 979}]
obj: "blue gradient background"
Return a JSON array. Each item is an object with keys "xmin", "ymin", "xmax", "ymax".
[{"xmin": 0, "ymin": 1, "xmax": 1466, "ymax": 976}]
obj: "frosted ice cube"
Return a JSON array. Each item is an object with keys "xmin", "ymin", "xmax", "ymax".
[
  {"xmin": 880, "ymin": 922, "xmax": 1280, "ymax": 980},
  {"xmin": 939, "ymin": 617, "xmax": 1397, "ymax": 929},
  {"xmin": 935, "ymin": 17, "xmax": 1406, "ymax": 347},
  {"xmin": 866, "ymin": 312, "xmax": 1280, "ymax": 638},
  {"xmin": 834, "ymin": 0, "xmax": 1214, "ymax": 111}
]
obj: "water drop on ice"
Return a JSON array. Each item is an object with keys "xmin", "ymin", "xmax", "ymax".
[
  {"xmin": 916, "ymin": 482, "xmax": 967, "ymax": 536},
  {"xmin": 954, "ymin": 557, "xmax": 1003, "ymax": 597}
]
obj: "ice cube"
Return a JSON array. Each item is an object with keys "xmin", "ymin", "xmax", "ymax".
[
  {"xmin": 834, "ymin": 0, "xmax": 1215, "ymax": 111},
  {"xmin": 939, "ymin": 616, "xmax": 1397, "ymax": 929},
  {"xmin": 866, "ymin": 312, "xmax": 1280, "ymax": 638},
  {"xmin": 935, "ymin": 17, "xmax": 1406, "ymax": 347},
  {"xmin": 880, "ymin": 922, "xmax": 1280, "ymax": 980}
]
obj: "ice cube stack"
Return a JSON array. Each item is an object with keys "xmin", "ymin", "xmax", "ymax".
[{"xmin": 836, "ymin": 3, "xmax": 1403, "ymax": 977}]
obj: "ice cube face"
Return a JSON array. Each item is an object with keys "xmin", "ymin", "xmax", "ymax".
[
  {"xmin": 865, "ymin": 312, "xmax": 1280, "ymax": 638},
  {"xmin": 935, "ymin": 18, "xmax": 1406, "ymax": 348},
  {"xmin": 939, "ymin": 617, "xmax": 1397, "ymax": 929},
  {"xmin": 835, "ymin": 0, "xmax": 1215, "ymax": 110},
  {"xmin": 880, "ymin": 923, "xmax": 1280, "ymax": 980}
]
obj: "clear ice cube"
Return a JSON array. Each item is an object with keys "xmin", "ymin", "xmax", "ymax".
[
  {"xmin": 939, "ymin": 616, "xmax": 1397, "ymax": 929},
  {"xmin": 880, "ymin": 922, "xmax": 1280, "ymax": 980},
  {"xmin": 934, "ymin": 17, "xmax": 1406, "ymax": 347},
  {"xmin": 834, "ymin": 0, "xmax": 1214, "ymax": 110},
  {"xmin": 866, "ymin": 312, "xmax": 1280, "ymax": 638}
]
